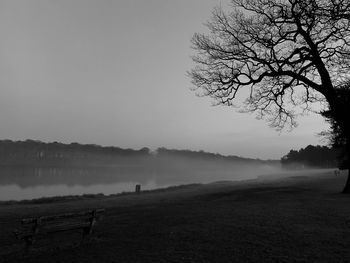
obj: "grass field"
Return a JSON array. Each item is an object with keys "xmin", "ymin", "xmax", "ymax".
[{"xmin": 1, "ymin": 169, "xmax": 350, "ymax": 262}]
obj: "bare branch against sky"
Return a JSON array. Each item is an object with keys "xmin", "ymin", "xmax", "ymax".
[{"xmin": 0, "ymin": 0, "xmax": 328, "ymax": 159}]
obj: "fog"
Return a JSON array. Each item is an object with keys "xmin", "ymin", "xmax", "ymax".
[{"xmin": 0, "ymin": 154, "xmax": 294, "ymax": 201}]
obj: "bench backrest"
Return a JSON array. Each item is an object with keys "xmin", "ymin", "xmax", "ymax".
[{"xmin": 21, "ymin": 209, "xmax": 105, "ymax": 225}]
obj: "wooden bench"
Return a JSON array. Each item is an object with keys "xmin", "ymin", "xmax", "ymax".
[{"xmin": 13, "ymin": 208, "xmax": 105, "ymax": 249}]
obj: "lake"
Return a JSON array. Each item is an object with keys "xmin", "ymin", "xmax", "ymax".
[{"xmin": 0, "ymin": 163, "xmax": 283, "ymax": 201}]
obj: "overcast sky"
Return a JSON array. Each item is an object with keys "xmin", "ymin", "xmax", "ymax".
[{"xmin": 0, "ymin": 0, "xmax": 329, "ymax": 159}]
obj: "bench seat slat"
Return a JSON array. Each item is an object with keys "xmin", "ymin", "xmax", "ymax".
[
  {"xmin": 14, "ymin": 222, "xmax": 91, "ymax": 239},
  {"xmin": 41, "ymin": 222, "xmax": 91, "ymax": 233},
  {"xmin": 21, "ymin": 209, "xmax": 105, "ymax": 224}
]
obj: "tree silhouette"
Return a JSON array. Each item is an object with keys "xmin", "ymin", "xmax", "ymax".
[
  {"xmin": 281, "ymin": 145, "xmax": 337, "ymax": 168},
  {"xmin": 320, "ymin": 82, "xmax": 350, "ymax": 173},
  {"xmin": 189, "ymin": 0, "xmax": 350, "ymax": 192}
]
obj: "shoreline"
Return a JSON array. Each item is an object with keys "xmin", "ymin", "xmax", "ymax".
[{"xmin": 0, "ymin": 168, "xmax": 340, "ymax": 205}]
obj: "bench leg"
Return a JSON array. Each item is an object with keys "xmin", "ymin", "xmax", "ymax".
[
  {"xmin": 82, "ymin": 216, "xmax": 96, "ymax": 242},
  {"xmin": 81, "ymin": 227, "xmax": 91, "ymax": 243},
  {"xmin": 24, "ymin": 236, "xmax": 34, "ymax": 252}
]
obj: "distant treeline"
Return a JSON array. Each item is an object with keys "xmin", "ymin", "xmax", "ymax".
[
  {"xmin": 0, "ymin": 139, "xmax": 274, "ymax": 168},
  {"xmin": 281, "ymin": 145, "xmax": 338, "ymax": 169},
  {"xmin": 156, "ymin": 147, "xmax": 274, "ymax": 164},
  {"xmin": 0, "ymin": 140, "xmax": 150, "ymax": 167}
]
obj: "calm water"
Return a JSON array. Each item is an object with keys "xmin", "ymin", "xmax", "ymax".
[{"xmin": 0, "ymin": 164, "xmax": 282, "ymax": 201}]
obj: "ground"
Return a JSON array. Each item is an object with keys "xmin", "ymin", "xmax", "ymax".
[{"xmin": 0, "ymin": 169, "xmax": 350, "ymax": 262}]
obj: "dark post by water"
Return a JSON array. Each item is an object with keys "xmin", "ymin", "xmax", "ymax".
[{"xmin": 135, "ymin": 184, "xmax": 141, "ymax": 194}]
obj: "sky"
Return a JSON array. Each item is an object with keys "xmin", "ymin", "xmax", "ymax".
[{"xmin": 0, "ymin": 0, "xmax": 329, "ymax": 159}]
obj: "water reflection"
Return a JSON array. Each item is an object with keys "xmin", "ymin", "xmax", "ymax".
[
  {"xmin": 0, "ymin": 163, "xmax": 280, "ymax": 201},
  {"xmin": 0, "ymin": 181, "xmax": 160, "ymax": 201},
  {"xmin": 0, "ymin": 166, "xmax": 157, "ymax": 200}
]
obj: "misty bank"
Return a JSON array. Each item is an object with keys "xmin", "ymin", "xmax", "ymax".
[{"xmin": 1, "ymin": 169, "xmax": 350, "ymax": 262}]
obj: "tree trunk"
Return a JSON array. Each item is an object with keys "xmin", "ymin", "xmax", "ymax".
[
  {"xmin": 342, "ymin": 169, "xmax": 350, "ymax": 193},
  {"xmin": 341, "ymin": 138, "xmax": 350, "ymax": 193},
  {"xmin": 341, "ymin": 132, "xmax": 350, "ymax": 193},
  {"xmin": 327, "ymin": 92, "xmax": 350, "ymax": 193}
]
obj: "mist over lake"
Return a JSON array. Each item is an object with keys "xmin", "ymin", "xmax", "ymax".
[
  {"xmin": 1, "ymin": 140, "xmax": 338, "ymax": 201},
  {"xmin": 0, "ymin": 140, "xmax": 284, "ymax": 200},
  {"xmin": 0, "ymin": 160, "xmax": 286, "ymax": 201}
]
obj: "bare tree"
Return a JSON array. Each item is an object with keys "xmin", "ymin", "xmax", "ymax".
[
  {"xmin": 321, "ymin": 82, "xmax": 349, "ymax": 172},
  {"xmin": 189, "ymin": 0, "xmax": 350, "ymax": 192}
]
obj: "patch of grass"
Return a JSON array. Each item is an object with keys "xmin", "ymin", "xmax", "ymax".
[{"xmin": 1, "ymin": 171, "xmax": 349, "ymax": 262}]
